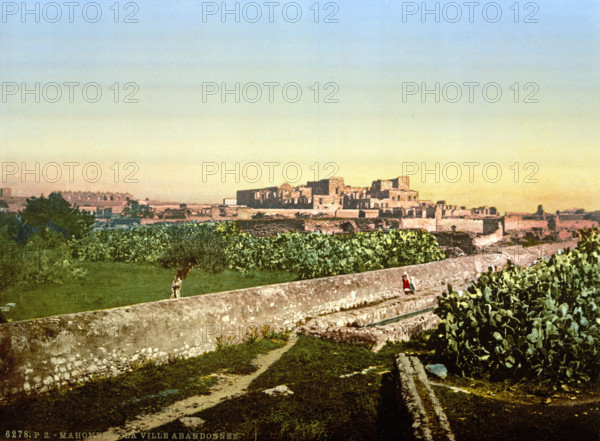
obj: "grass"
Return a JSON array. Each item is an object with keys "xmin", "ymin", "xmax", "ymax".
[
  {"xmin": 0, "ymin": 336, "xmax": 288, "ymax": 434},
  {"xmin": 147, "ymin": 335, "xmax": 412, "ymax": 441},
  {"xmin": 0, "ymin": 261, "xmax": 297, "ymax": 321},
  {"xmin": 436, "ymin": 386, "xmax": 600, "ymax": 441},
  {"xmin": 391, "ymin": 330, "xmax": 600, "ymax": 441}
]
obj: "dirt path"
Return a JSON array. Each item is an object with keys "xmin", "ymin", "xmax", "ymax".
[{"xmin": 92, "ymin": 333, "xmax": 298, "ymax": 441}]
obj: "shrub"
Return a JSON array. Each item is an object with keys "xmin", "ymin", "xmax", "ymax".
[
  {"xmin": 20, "ymin": 229, "xmax": 85, "ymax": 284},
  {"xmin": 71, "ymin": 223, "xmax": 445, "ymax": 280},
  {"xmin": 0, "ymin": 231, "xmax": 23, "ymax": 292},
  {"xmin": 431, "ymin": 228, "xmax": 600, "ymax": 383}
]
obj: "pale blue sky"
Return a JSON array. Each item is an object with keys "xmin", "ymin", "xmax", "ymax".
[{"xmin": 1, "ymin": 0, "xmax": 599, "ymax": 211}]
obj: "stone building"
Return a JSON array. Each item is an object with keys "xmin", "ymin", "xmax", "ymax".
[
  {"xmin": 237, "ymin": 176, "xmax": 420, "ymax": 212},
  {"xmin": 61, "ymin": 191, "xmax": 134, "ymax": 207},
  {"xmin": 236, "ymin": 183, "xmax": 315, "ymax": 209},
  {"xmin": 236, "ymin": 176, "xmax": 504, "ymax": 221},
  {"xmin": 0, "ymin": 188, "xmax": 11, "ymax": 199},
  {"xmin": 345, "ymin": 177, "xmax": 419, "ymax": 210}
]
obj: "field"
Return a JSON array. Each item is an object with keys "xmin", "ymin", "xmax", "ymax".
[
  {"xmin": 0, "ymin": 336, "xmax": 289, "ymax": 434},
  {"xmin": 4, "ymin": 333, "xmax": 596, "ymax": 441},
  {"xmin": 1, "ymin": 224, "xmax": 444, "ymax": 321},
  {"xmin": 0, "ymin": 262, "xmax": 296, "ymax": 321}
]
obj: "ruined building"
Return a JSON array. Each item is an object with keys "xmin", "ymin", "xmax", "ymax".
[
  {"xmin": 237, "ymin": 176, "xmax": 421, "ymax": 212},
  {"xmin": 61, "ymin": 191, "xmax": 134, "ymax": 207}
]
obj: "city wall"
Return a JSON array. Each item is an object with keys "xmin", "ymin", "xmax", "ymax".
[
  {"xmin": 237, "ymin": 218, "xmax": 485, "ymax": 236},
  {"xmin": 504, "ymin": 217, "xmax": 550, "ymax": 232},
  {"xmin": 0, "ymin": 241, "xmax": 575, "ymax": 404},
  {"xmin": 559, "ymin": 219, "xmax": 598, "ymax": 230},
  {"xmin": 437, "ymin": 218, "xmax": 485, "ymax": 233}
]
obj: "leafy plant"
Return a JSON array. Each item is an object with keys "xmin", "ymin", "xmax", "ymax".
[
  {"xmin": 227, "ymin": 228, "xmax": 444, "ymax": 279},
  {"xmin": 70, "ymin": 222, "xmax": 444, "ymax": 280},
  {"xmin": 431, "ymin": 228, "xmax": 600, "ymax": 383},
  {"xmin": 20, "ymin": 192, "xmax": 94, "ymax": 239},
  {"xmin": 157, "ymin": 225, "xmax": 228, "ymax": 299},
  {"xmin": 20, "ymin": 228, "xmax": 85, "ymax": 284}
]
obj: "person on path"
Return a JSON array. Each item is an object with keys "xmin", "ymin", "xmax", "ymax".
[{"xmin": 402, "ymin": 272, "xmax": 415, "ymax": 295}]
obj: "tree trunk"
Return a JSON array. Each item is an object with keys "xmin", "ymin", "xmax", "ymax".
[{"xmin": 170, "ymin": 264, "xmax": 193, "ymax": 299}]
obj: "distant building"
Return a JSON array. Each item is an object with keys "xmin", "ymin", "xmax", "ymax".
[
  {"xmin": 237, "ymin": 176, "xmax": 419, "ymax": 212},
  {"xmin": 0, "ymin": 188, "xmax": 11, "ymax": 199},
  {"xmin": 223, "ymin": 198, "xmax": 237, "ymax": 206},
  {"xmin": 236, "ymin": 175, "xmax": 502, "ymax": 220},
  {"xmin": 60, "ymin": 191, "xmax": 133, "ymax": 207}
]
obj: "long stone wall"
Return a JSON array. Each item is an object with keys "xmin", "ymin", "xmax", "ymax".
[
  {"xmin": 559, "ymin": 219, "xmax": 597, "ymax": 230},
  {"xmin": 0, "ymin": 241, "xmax": 576, "ymax": 404}
]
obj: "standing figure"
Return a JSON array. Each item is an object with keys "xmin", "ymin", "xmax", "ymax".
[{"xmin": 402, "ymin": 272, "xmax": 415, "ymax": 295}]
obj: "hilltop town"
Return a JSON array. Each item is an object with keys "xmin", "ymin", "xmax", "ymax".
[{"xmin": 1, "ymin": 176, "xmax": 599, "ymax": 245}]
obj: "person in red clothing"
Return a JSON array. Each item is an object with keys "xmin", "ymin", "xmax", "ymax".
[{"xmin": 402, "ymin": 272, "xmax": 415, "ymax": 295}]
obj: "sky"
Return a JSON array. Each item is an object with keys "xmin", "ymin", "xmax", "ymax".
[{"xmin": 1, "ymin": 0, "xmax": 599, "ymax": 212}]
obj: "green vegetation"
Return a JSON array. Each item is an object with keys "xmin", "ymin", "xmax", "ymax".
[
  {"xmin": 436, "ymin": 385, "xmax": 600, "ymax": 441},
  {"xmin": 388, "ymin": 329, "xmax": 600, "ymax": 441},
  {"xmin": 0, "ymin": 262, "xmax": 296, "ymax": 321},
  {"xmin": 0, "ymin": 228, "xmax": 85, "ymax": 296},
  {"xmin": 72, "ymin": 223, "xmax": 445, "ymax": 279},
  {"xmin": 1, "ymin": 218, "xmax": 445, "ymax": 321},
  {"xmin": 20, "ymin": 192, "xmax": 95, "ymax": 239},
  {"xmin": 151, "ymin": 336, "xmax": 411, "ymax": 441},
  {"xmin": 0, "ymin": 193, "xmax": 92, "ymax": 310},
  {"xmin": 432, "ymin": 228, "xmax": 600, "ymax": 383},
  {"xmin": 70, "ymin": 222, "xmax": 237, "ymax": 264},
  {"xmin": 0, "ymin": 336, "xmax": 287, "ymax": 433},
  {"xmin": 121, "ymin": 200, "xmax": 155, "ymax": 219},
  {"xmin": 157, "ymin": 225, "xmax": 228, "ymax": 299},
  {"xmin": 225, "ymin": 228, "xmax": 444, "ymax": 279}
]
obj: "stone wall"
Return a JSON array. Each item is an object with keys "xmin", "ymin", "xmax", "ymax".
[
  {"xmin": 0, "ymin": 241, "xmax": 576, "ymax": 404},
  {"xmin": 437, "ymin": 218, "xmax": 485, "ymax": 234},
  {"xmin": 398, "ymin": 218, "xmax": 437, "ymax": 232},
  {"xmin": 236, "ymin": 218, "xmax": 399, "ymax": 236},
  {"xmin": 236, "ymin": 219, "xmax": 306, "ymax": 237},
  {"xmin": 483, "ymin": 218, "xmax": 503, "ymax": 235},
  {"xmin": 504, "ymin": 217, "xmax": 550, "ymax": 232},
  {"xmin": 431, "ymin": 232, "xmax": 477, "ymax": 255},
  {"xmin": 558, "ymin": 219, "xmax": 598, "ymax": 230},
  {"xmin": 473, "ymin": 226, "xmax": 504, "ymax": 249}
]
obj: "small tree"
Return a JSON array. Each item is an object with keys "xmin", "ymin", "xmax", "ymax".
[
  {"xmin": 122, "ymin": 200, "xmax": 155, "ymax": 219},
  {"xmin": 157, "ymin": 227, "xmax": 227, "ymax": 299},
  {"xmin": 20, "ymin": 192, "xmax": 94, "ymax": 239}
]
